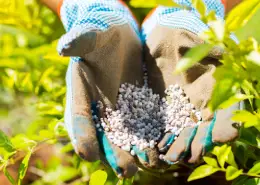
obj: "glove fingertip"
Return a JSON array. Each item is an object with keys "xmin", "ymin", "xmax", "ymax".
[
  {"xmin": 164, "ymin": 151, "xmax": 179, "ymax": 162},
  {"xmin": 158, "ymin": 133, "xmax": 176, "ymax": 152},
  {"xmin": 188, "ymin": 154, "xmax": 201, "ymax": 164},
  {"xmin": 122, "ymin": 163, "xmax": 138, "ymax": 178},
  {"xmin": 75, "ymin": 141, "xmax": 100, "ymax": 162},
  {"xmin": 72, "ymin": 115, "xmax": 100, "ymax": 162}
]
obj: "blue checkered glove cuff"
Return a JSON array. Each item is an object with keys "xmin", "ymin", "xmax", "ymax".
[
  {"xmin": 60, "ymin": 0, "xmax": 139, "ymax": 34},
  {"xmin": 142, "ymin": 0, "xmax": 225, "ymax": 41}
]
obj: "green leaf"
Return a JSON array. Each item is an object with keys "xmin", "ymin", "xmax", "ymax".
[
  {"xmin": 232, "ymin": 110, "xmax": 257, "ymax": 122},
  {"xmin": 232, "ymin": 176, "xmax": 249, "ymax": 185},
  {"xmin": 129, "ymin": 0, "xmax": 182, "ymax": 8},
  {"xmin": 209, "ymin": 78, "xmax": 238, "ymax": 111},
  {"xmin": 232, "ymin": 110, "xmax": 260, "ymax": 128},
  {"xmin": 11, "ymin": 134, "xmax": 36, "ymax": 151},
  {"xmin": 212, "ymin": 145, "xmax": 232, "ymax": 169},
  {"xmin": 243, "ymin": 178, "xmax": 260, "ymax": 185},
  {"xmin": 0, "ymin": 130, "xmax": 15, "ymax": 152},
  {"xmin": 239, "ymin": 127, "xmax": 260, "ymax": 148},
  {"xmin": 226, "ymin": 166, "xmax": 243, "ymax": 181},
  {"xmin": 242, "ymin": 80, "xmax": 259, "ymax": 98},
  {"xmin": 89, "ymin": 170, "xmax": 108, "ymax": 185},
  {"xmin": 18, "ymin": 150, "xmax": 33, "ymax": 185},
  {"xmin": 236, "ymin": 9, "xmax": 260, "ymax": 43},
  {"xmin": 209, "ymin": 20, "xmax": 225, "ymax": 41},
  {"xmin": 43, "ymin": 166, "xmax": 79, "ymax": 183},
  {"xmin": 117, "ymin": 177, "xmax": 135, "ymax": 185},
  {"xmin": 205, "ymin": 10, "xmax": 217, "ymax": 22},
  {"xmin": 226, "ymin": 0, "xmax": 260, "ymax": 31},
  {"xmin": 156, "ymin": 0, "xmax": 182, "ymax": 7},
  {"xmin": 188, "ymin": 165, "xmax": 220, "ymax": 181},
  {"xmin": 192, "ymin": 0, "xmax": 206, "ymax": 16},
  {"xmin": 3, "ymin": 167, "xmax": 16, "ymax": 185},
  {"xmin": 39, "ymin": 129, "xmax": 54, "ymax": 139},
  {"xmin": 213, "ymin": 65, "xmax": 236, "ymax": 79},
  {"xmin": 203, "ymin": 156, "xmax": 219, "ymax": 168},
  {"xmin": 175, "ymin": 43, "xmax": 213, "ymax": 73},
  {"xmin": 246, "ymin": 51, "xmax": 260, "ymax": 66},
  {"xmin": 61, "ymin": 143, "xmax": 73, "ymax": 153},
  {"xmin": 129, "ymin": 0, "xmax": 157, "ymax": 8},
  {"xmin": 248, "ymin": 161, "xmax": 260, "ymax": 175},
  {"xmin": 0, "ymin": 25, "xmax": 46, "ymax": 47},
  {"xmin": 227, "ymin": 149, "xmax": 238, "ymax": 169},
  {"xmin": 218, "ymin": 94, "xmax": 253, "ymax": 109},
  {"xmin": 219, "ymin": 146, "xmax": 232, "ymax": 169}
]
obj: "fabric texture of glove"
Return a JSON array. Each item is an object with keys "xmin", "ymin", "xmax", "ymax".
[
  {"xmin": 141, "ymin": 0, "xmax": 241, "ymax": 164},
  {"xmin": 58, "ymin": 0, "xmax": 143, "ymax": 177}
]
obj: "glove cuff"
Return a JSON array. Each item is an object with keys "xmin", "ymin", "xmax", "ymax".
[{"xmin": 141, "ymin": 0, "xmax": 225, "ymax": 42}]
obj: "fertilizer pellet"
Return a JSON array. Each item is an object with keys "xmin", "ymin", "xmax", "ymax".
[{"xmin": 92, "ymin": 65, "xmax": 202, "ymax": 152}]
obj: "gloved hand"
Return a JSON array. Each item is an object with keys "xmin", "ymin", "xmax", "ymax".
[
  {"xmin": 142, "ymin": 0, "xmax": 242, "ymax": 164},
  {"xmin": 57, "ymin": 0, "xmax": 143, "ymax": 177},
  {"xmin": 57, "ymin": 0, "xmax": 164, "ymax": 176}
]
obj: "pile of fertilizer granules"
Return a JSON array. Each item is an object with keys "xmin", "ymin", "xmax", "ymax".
[{"xmin": 93, "ymin": 67, "xmax": 202, "ymax": 155}]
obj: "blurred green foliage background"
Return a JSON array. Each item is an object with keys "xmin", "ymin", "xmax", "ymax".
[{"xmin": 1, "ymin": 0, "xmax": 260, "ymax": 185}]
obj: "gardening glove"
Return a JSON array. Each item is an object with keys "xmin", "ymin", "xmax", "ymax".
[
  {"xmin": 57, "ymin": 0, "xmax": 143, "ymax": 177},
  {"xmin": 57, "ymin": 0, "xmax": 164, "ymax": 176},
  {"xmin": 142, "ymin": 0, "xmax": 242, "ymax": 164}
]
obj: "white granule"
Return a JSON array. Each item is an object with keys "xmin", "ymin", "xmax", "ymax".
[{"xmin": 93, "ymin": 65, "xmax": 201, "ymax": 152}]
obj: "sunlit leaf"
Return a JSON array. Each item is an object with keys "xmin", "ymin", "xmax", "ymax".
[
  {"xmin": 218, "ymin": 94, "xmax": 253, "ymax": 109},
  {"xmin": 3, "ymin": 167, "xmax": 16, "ymax": 185},
  {"xmin": 18, "ymin": 150, "xmax": 33, "ymax": 185},
  {"xmin": 0, "ymin": 130, "xmax": 15, "ymax": 152},
  {"xmin": 248, "ymin": 161, "xmax": 260, "ymax": 175},
  {"xmin": 192, "ymin": 0, "xmax": 206, "ymax": 17},
  {"xmin": 175, "ymin": 43, "xmax": 213, "ymax": 73},
  {"xmin": 246, "ymin": 51, "xmax": 260, "ymax": 70},
  {"xmin": 89, "ymin": 170, "xmax": 107, "ymax": 185},
  {"xmin": 227, "ymin": 149, "xmax": 238, "ymax": 169},
  {"xmin": 43, "ymin": 166, "xmax": 79, "ymax": 183},
  {"xmin": 188, "ymin": 165, "xmax": 220, "ymax": 181},
  {"xmin": 212, "ymin": 145, "xmax": 232, "ymax": 169},
  {"xmin": 209, "ymin": 78, "xmax": 238, "ymax": 111},
  {"xmin": 226, "ymin": 0, "xmax": 260, "ymax": 31},
  {"xmin": 226, "ymin": 166, "xmax": 243, "ymax": 181},
  {"xmin": 129, "ymin": 0, "xmax": 157, "ymax": 8},
  {"xmin": 232, "ymin": 110, "xmax": 260, "ymax": 128},
  {"xmin": 11, "ymin": 134, "xmax": 36, "ymax": 151},
  {"xmin": 0, "ymin": 25, "xmax": 46, "ymax": 47},
  {"xmin": 235, "ymin": 9, "xmax": 260, "ymax": 42},
  {"xmin": 129, "ymin": 0, "xmax": 182, "ymax": 8},
  {"xmin": 39, "ymin": 130, "xmax": 54, "ymax": 139},
  {"xmin": 209, "ymin": 20, "xmax": 225, "ymax": 41},
  {"xmin": 203, "ymin": 156, "xmax": 219, "ymax": 168},
  {"xmin": 219, "ymin": 146, "xmax": 231, "ymax": 169},
  {"xmin": 156, "ymin": 0, "xmax": 182, "ymax": 7}
]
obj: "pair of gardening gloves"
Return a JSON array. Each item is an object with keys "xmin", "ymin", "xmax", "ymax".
[{"xmin": 57, "ymin": 0, "xmax": 242, "ymax": 178}]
